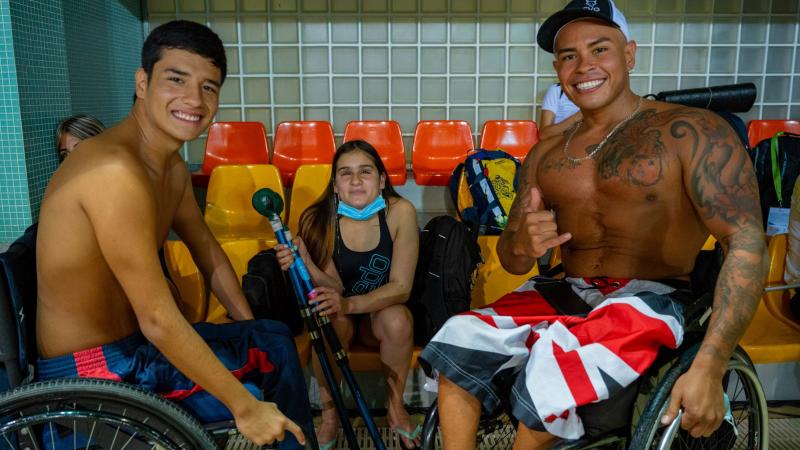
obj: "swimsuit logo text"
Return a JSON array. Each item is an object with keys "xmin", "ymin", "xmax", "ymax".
[{"xmin": 352, "ymin": 254, "xmax": 390, "ymax": 294}]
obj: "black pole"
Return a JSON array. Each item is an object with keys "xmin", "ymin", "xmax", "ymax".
[
  {"xmin": 270, "ymin": 215, "xmax": 387, "ymax": 450},
  {"xmin": 253, "ymin": 188, "xmax": 387, "ymax": 450},
  {"xmin": 271, "ymin": 214, "xmax": 361, "ymax": 450}
]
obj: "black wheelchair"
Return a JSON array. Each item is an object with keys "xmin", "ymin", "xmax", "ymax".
[
  {"xmin": 0, "ymin": 227, "xmax": 254, "ymax": 449},
  {"xmin": 420, "ymin": 249, "xmax": 769, "ymax": 450}
]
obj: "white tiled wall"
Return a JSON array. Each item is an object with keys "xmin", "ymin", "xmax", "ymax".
[{"xmin": 145, "ymin": 0, "xmax": 800, "ymax": 165}]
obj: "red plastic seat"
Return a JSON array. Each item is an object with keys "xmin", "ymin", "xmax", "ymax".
[
  {"xmin": 747, "ymin": 120, "xmax": 800, "ymax": 148},
  {"xmin": 411, "ymin": 120, "xmax": 474, "ymax": 186},
  {"xmin": 272, "ymin": 121, "xmax": 336, "ymax": 187},
  {"xmin": 479, "ymin": 120, "xmax": 540, "ymax": 163},
  {"xmin": 343, "ymin": 120, "xmax": 407, "ymax": 186},
  {"xmin": 191, "ymin": 122, "xmax": 270, "ymax": 187}
]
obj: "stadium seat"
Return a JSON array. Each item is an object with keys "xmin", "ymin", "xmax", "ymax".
[
  {"xmin": 162, "ymin": 240, "xmax": 206, "ymax": 324},
  {"xmin": 288, "ymin": 164, "xmax": 332, "ymax": 233},
  {"xmin": 411, "ymin": 120, "xmax": 474, "ymax": 186},
  {"xmin": 191, "ymin": 122, "xmax": 270, "ymax": 187},
  {"xmin": 740, "ymin": 233, "xmax": 800, "ymax": 363},
  {"xmin": 471, "ymin": 236, "xmax": 540, "ymax": 308},
  {"xmin": 206, "ymin": 238, "xmax": 311, "ymax": 366},
  {"xmin": 343, "ymin": 120, "xmax": 407, "ymax": 186},
  {"xmin": 479, "ymin": 120, "xmax": 540, "ymax": 162},
  {"xmin": 204, "ymin": 164, "xmax": 285, "ymax": 247},
  {"xmin": 272, "ymin": 121, "xmax": 336, "ymax": 187},
  {"xmin": 746, "ymin": 119, "xmax": 800, "ymax": 148},
  {"xmin": 349, "ymin": 344, "xmax": 422, "ymax": 371}
]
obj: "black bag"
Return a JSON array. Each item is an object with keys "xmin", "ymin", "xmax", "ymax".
[
  {"xmin": 407, "ymin": 216, "xmax": 482, "ymax": 346},
  {"xmin": 241, "ymin": 249, "xmax": 304, "ymax": 336},
  {"xmin": 749, "ymin": 132, "xmax": 800, "ymax": 227}
]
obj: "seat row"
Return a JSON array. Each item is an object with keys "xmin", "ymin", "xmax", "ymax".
[
  {"xmin": 191, "ymin": 119, "xmax": 541, "ymax": 188},
  {"xmin": 747, "ymin": 119, "xmax": 800, "ymax": 149},
  {"xmin": 193, "ymin": 118, "xmax": 799, "ymax": 190}
]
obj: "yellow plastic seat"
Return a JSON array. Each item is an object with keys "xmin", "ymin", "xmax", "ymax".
[
  {"xmin": 740, "ymin": 234, "xmax": 800, "ymax": 363},
  {"xmin": 163, "ymin": 240, "xmax": 207, "ymax": 324},
  {"xmin": 204, "ymin": 164, "xmax": 285, "ymax": 247},
  {"xmin": 206, "ymin": 239, "xmax": 273, "ymax": 324},
  {"xmin": 287, "ymin": 164, "xmax": 332, "ymax": 233},
  {"xmin": 207, "ymin": 239, "xmax": 312, "ymax": 366},
  {"xmin": 471, "ymin": 235, "xmax": 540, "ymax": 309},
  {"xmin": 451, "ymin": 170, "xmax": 539, "ymax": 307}
]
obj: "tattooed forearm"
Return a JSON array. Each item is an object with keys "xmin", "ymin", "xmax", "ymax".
[{"xmin": 701, "ymin": 230, "xmax": 767, "ymax": 363}]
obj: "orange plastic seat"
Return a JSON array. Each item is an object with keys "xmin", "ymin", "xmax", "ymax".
[
  {"xmin": 162, "ymin": 240, "xmax": 206, "ymax": 324},
  {"xmin": 204, "ymin": 164, "xmax": 285, "ymax": 247},
  {"xmin": 272, "ymin": 121, "xmax": 336, "ymax": 187},
  {"xmin": 343, "ymin": 120, "xmax": 407, "ymax": 186},
  {"xmin": 191, "ymin": 122, "xmax": 270, "ymax": 187},
  {"xmin": 288, "ymin": 164, "xmax": 332, "ymax": 233},
  {"xmin": 411, "ymin": 120, "xmax": 474, "ymax": 186},
  {"xmin": 740, "ymin": 234, "xmax": 800, "ymax": 364},
  {"xmin": 746, "ymin": 119, "xmax": 800, "ymax": 148},
  {"xmin": 349, "ymin": 344, "xmax": 422, "ymax": 371},
  {"xmin": 479, "ymin": 120, "xmax": 540, "ymax": 163}
]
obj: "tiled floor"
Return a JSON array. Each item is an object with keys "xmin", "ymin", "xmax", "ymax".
[{"xmin": 224, "ymin": 411, "xmax": 800, "ymax": 449}]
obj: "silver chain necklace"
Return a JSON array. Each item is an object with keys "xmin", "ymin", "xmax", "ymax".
[{"xmin": 562, "ymin": 97, "xmax": 642, "ymax": 163}]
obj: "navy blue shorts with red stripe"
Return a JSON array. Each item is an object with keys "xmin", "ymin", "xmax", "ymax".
[{"xmin": 37, "ymin": 319, "xmax": 312, "ymax": 450}]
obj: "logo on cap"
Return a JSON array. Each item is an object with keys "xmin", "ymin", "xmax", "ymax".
[{"xmin": 584, "ymin": 0, "xmax": 600, "ymax": 12}]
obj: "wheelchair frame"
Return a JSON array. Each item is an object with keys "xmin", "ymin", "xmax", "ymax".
[
  {"xmin": 0, "ymin": 228, "xmax": 246, "ymax": 450},
  {"xmin": 419, "ymin": 284, "xmax": 770, "ymax": 450}
]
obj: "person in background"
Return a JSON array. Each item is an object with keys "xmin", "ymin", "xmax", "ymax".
[
  {"xmin": 55, "ymin": 114, "xmax": 105, "ymax": 162},
  {"xmin": 539, "ymin": 83, "xmax": 581, "ymax": 140},
  {"xmin": 276, "ymin": 140, "xmax": 420, "ymax": 450}
]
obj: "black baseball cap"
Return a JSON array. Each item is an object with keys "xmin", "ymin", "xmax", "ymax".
[{"xmin": 537, "ymin": 0, "xmax": 631, "ymax": 53}]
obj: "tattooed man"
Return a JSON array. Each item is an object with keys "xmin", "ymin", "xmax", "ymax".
[{"xmin": 418, "ymin": 1, "xmax": 767, "ymax": 449}]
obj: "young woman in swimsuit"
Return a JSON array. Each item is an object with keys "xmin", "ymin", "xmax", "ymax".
[{"xmin": 276, "ymin": 140, "xmax": 420, "ymax": 449}]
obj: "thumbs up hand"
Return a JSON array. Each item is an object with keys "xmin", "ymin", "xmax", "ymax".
[{"xmin": 511, "ymin": 187, "xmax": 572, "ymax": 258}]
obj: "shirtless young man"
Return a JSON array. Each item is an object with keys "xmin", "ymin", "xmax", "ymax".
[
  {"xmin": 419, "ymin": 1, "xmax": 768, "ymax": 449},
  {"xmin": 36, "ymin": 21, "xmax": 311, "ymax": 449}
]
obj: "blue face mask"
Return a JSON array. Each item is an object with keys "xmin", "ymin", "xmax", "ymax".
[{"xmin": 337, "ymin": 195, "xmax": 386, "ymax": 221}]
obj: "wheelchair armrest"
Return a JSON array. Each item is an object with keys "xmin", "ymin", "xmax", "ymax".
[{"xmin": 0, "ymin": 272, "xmax": 23, "ymax": 390}]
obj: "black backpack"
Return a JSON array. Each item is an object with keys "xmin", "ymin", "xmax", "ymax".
[
  {"xmin": 407, "ymin": 216, "xmax": 481, "ymax": 347},
  {"xmin": 241, "ymin": 249, "xmax": 304, "ymax": 336},
  {"xmin": 749, "ymin": 132, "xmax": 800, "ymax": 228}
]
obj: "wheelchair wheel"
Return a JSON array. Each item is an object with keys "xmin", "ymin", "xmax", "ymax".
[
  {"xmin": 421, "ymin": 400, "xmax": 517, "ymax": 450},
  {"xmin": 0, "ymin": 378, "xmax": 218, "ymax": 449},
  {"xmin": 630, "ymin": 347, "xmax": 768, "ymax": 449}
]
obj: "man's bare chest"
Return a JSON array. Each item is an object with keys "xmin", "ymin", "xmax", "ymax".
[{"xmin": 535, "ymin": 134, "xmax": 680, "ymax": 206}]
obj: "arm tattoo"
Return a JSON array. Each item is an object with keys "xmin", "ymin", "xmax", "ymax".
[{"xmin": 667, "ymin": 108, "xmax": 766, "ymax": 363}]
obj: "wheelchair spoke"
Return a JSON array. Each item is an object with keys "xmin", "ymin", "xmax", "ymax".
[{"xmin": 47, "ymin": 405, "xmax": 56, "ymax": 450}]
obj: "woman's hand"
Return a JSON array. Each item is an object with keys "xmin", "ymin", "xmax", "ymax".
[
  {"xmin": 275, "ymin": 236, "xmax": 309, "ymax": 271},
  {"xmin": 310, "ymin": 286, "xmax": 349, "ymax": 316}
]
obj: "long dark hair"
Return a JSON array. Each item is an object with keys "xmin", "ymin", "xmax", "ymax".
[{"xmin": 298, "ymin": 140, "xmax": 400, "ymax": 268}]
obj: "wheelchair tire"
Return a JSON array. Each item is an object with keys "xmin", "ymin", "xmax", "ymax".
[
  {"xmin": 420, "ymin": 399, "xmax": 517, "ymax": 450},
  {"xmin": 0, "ymin": 378, "xmax": 218, "ymax": 449},
  {"xmin": 629, "ymin": 346, "xmax": 768, "ymax": 449}
]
